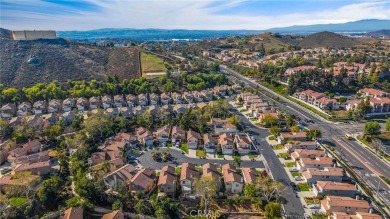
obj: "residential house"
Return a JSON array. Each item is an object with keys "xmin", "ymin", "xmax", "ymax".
[
  {"xmin": 101, "ymin": 210, "xmax": 124, "ymax": 219},
  {"xmin": 0, "ymin": 174, "xmax": 40, "ymax": 192},
  {"xmin": 183, "ymin": 91, "xmax": 194, "ymax": 103},
  {"xmin": 161, "ymin": 105, "xmax": 173, "ymax": 117},
  {"xmin": 106, "ymin": 108, "xmax": 119, "ymax": 118},
  {"xmin": 89, "ymin": 96, "xmax": 101, "ymax": 109},
  {"xmin": 172, "ymin": 92, "xmax": 182, "ymax": 104},
  {"xmin": 113, "ymin": 95, "xmax": 125, "ymax": 108},
  {"xmin": 26, "ymin": 114, "xmax": 44, "ymax": 131},
  {"xmin": 297, "ymin": 157, "xmax": 334, "ymax": 172},
  {"xmin": 203, "ymin": 133, "xmax": 217, "ymax": 153},
  {"xmin": 201, "ymin": 90, "xmax": 213, "ymax": 101},
  {"xmin": 314, "ymin": 97, "xmax": 339, "ymax": 110},
  {"xmin": 302, "ymin": 168, "xmax": 344, "ymax": 184},
  {"xmin": 368, "ymin": 97, "xmax": 390, "ymax": 114},
  {"xmin": 147, "ymin": 105, "xmax": 160, "ymax": 117},
  {"xmin": 125, "ymin": 94, "xmax": 137, "ymax": 107},
  {"xmin": 171, "ymin": 126, "xmax": 186, "ymax": 143},
  {"xmin": 232, "ymin": 84, "xmax": 242, "ymax": 94},
  {"xmin": 320, "ymin": 196, "xmax": 371, "ymax": 215},
  {"xmin": 136, "ymin": 127, "xmax": 154, "ymax": 147},
  {"xmin": 219, "ymin": 133, "xmax": 235, "ymax": 155},
  {"xmin": 12, "ymin": 151, "xmax": 50, "ymax": 167},
  {"xmin": 359, "ymin": 88, "xmax": 388, "ymax": 98},
  {"xmin": 132, "ymin": 106, "xmax": 146, "ymax": 117},
  {"xmin": 9, "ymin": 116, "xmax": 22, "ymax": 127},
  {"xmin": 202, "ymin": 163, "xmax": 222, "ymax": 191},
  {"xmin": 160, "ymin": 93, "xmax": 171, "ymax": 105},
  {"xmin": 329, "ymin": 212, "xmax": 381, "ymax": 219},
  {"xmin": 234, "ymin": 134, "xmax": 254, "ymax": 155},
  {"xmin": 48, "ymin": 99, "xmax": 62, "ymax": 113},
  {"xmin": 61, "ymin": 111, "xmax": 76, "ymax": 125},
  {"xmin": 43, "ymin": 113, "xmax": 58, "ymax": 126},
  {"xmin": 284, "ymin": 141, "xmax": 318, "ymax": 153},
  {"xmin": 1, "ymin": 103, "xmax": 16, "ymax": 118},
  {"xmin": 158, "ymin": 165, "xmax": 178, "ymax": 196},
  {"xmin": 173, "ymin": 104, "xmax": 186, "ymax": 115},
  {"xmin": 0, "ymin": 140, "xmax": 16, "ymax": 164},
  {"xmin": 154, "ymin": 125, "xmax": 171, "ymax": 143},
  {"xmin": 242, "ymin": 167, "xmax": 258, "ymax": 184},
  {"xmin": 102, "ymin": 95, "xmax": 113, "ymax": 109},
  {"xmin": 17, "ymin": 102, "xmax": 32, "ymax": 116},
  {"xmin": 187, "ymin": 130, "xmax": 202, "ymax": 149},
  {"xmin": 119, "ymin": 107, "xmax": 132, "ymax": 118},
  {"xmin": 149, "ymin": 93, "xmax": 159, "ymax": 105},
  {"xmin": 13, "ymin": 161, "xmax": 51, "ymax": 176},
  {"xmin": 7, "ymin": 140, "xmax": 43, "ymax": 163},
  {"xmin": 60, "ymin": 207, "xmax": 83, "ymax": 219},
  {"xmin": 211, "ymin": 118, "xmax": 237, "ymax": 134},
  {"xmin": 33, "ymin": 100, "xmax": 47, "ymax": 115},
  {"xmin": 129, "ymin": 168, "xmax": 156, "ymax": 194},
  {"xmin": 138, "ymin": 94, "xmax": 148, "ymax": 106},
  {"xmin": 214, "ymin": 86, "xmax": 227, "ymax": 96},
  {"xmin": 313, "ymin": 181, "xmax": 358, "ymax": 198},
  {"xmin": 222, "ymin": 164, "xmax": 244, "ymax": 194},
  {"xmin": 193, "ymin": 91, "xmax": 203, "ymax": 102},
  {"xmin": 180, "ymin": 162, "xmax": 200, "ymax": 194},
  {"xmin": 103, "ymin": 164, "xmax": 136, "ymax": 189},
  {"xmin": 291, "ymin": 149, "xmax": 325, "ymax": 161},
  {"xmin": 62, "ymin": 98, "xmax": 75, "ymax": 112},
  {"xmin": 76, "ymin": 97, "xmax": 89, "ymax": 111},
  {"xmin": 278, "ymin": 132, "xmax": 308, "ymax": 144}
]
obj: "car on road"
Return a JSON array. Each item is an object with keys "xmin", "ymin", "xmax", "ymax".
[
  {"xmin": 304, "ymin": 213, "xmax": 311, "ymax": 219},
  {"xmin": 289, "ymin": 168, "xmax": 298, "ymax": 172},
  {"xmin": 250, "ymin": 136, "xmax": 256, "ymax": 141},
  {"xmin": 181, "ymin": 151, "xmax": 185, "ymax": 154}
]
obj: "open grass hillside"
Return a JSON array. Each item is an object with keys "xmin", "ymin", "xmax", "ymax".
[{"xmin": 140, "ymin": 52, "xmax": 169, "ymax": 76}]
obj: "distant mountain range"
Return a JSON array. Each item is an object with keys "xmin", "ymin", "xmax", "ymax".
[
  {"xmin": 266, "ymin": 19, "xmax": 390, "ymax": 34},
  {"xmin": 56, "ymin": 19, "xmax": 390, "ymax": 41}
]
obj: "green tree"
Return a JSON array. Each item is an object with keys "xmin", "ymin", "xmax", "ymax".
[
  {"xmin": 233, "ymin": 156, "xmax": 241, "ymax": 167},
  {"xmin": 112, "ymin": 200, "xmax": 122, "ymax": 210},
  {"xmin": 1, "ymin": 88, "xmax": 19, "ymax": 103},
  {"xmin": 305, "ymin": 129, "xmax": 322, "ymax": 140},
  {"xmin": 243, "ymin": 183, "xmax": 259, "ymax": 198},
  {"xmin": 227, "ymin": 115, "xmax": 240, "ymax": 125},
  {"xmin": 264, "ymin": 202, "xmax": 282, "ymax": 218},
  {"xmin": 251, "ymin": 197, "xmax": 263, "ymax": 212},
  {"xmin": 364, "ymin": 121, "xmax": 381, "ymax": 137},
  {"xmin": 38, "ymin": 175, "xmax": 63, "ymax": 206},
  {"xmin": 261, "ymin": 114, "xmax": 279, "ymax": 127},
  {"xmin": 44, "ymin": 125, "xmax": 63, "ymax": 140},
  {"xmin": 232, "ymin": 194, "xmax": 245, "ymax": 207},
  {"xmin": 194, "ymin": 176, "xmax": 218, "ymax": 212},
  {"xmin": 269, "ymin": 126, "xmax": 281, "ymax": 137},
  {"xmin": 385, "ymin": 119, "xmax": 390, "ymax": 132}
]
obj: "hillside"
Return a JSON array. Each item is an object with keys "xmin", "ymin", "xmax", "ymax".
[
  {"xmin": 297, "ymin": 31, "xmax": 358, "ymax": 48},
  {"xmin": 365, "ymin": 29, "xmax": 390, "ymax": 38},
  {"xmin": 0, "ymin": 36, "xmax": 140, "ymax": 88},
  {"xmin": 0, "ymin": 28, "xmax": 12, "ymax": 39}
]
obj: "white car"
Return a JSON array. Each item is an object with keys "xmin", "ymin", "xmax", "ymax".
[
  {"xmin": 294, "ymin": 176, "xmax": 303, "ymax": 181},
  {"xmin": 289, "ymin": 168, "xmax": 298, "ymax": 172}
]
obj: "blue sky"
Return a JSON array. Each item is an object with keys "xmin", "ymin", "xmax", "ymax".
[{"xmin": 1, "ymin": 0, "xmax": 390, "ymax": 30}]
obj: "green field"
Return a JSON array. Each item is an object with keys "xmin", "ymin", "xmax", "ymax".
[
  {"xmin": 285, "ymin": 162, "xmax": 296, "ymax": 167},
  {"xmin": 180, "ymin": 144, "xmax": 189, "ymax": 154},
  {"xmin": 140, "ymin": 52, "xmax": 168, "ymax": 75},
  {"xmin": 297, "ymin": 183, "xmax": 310, "ymax": 191}
]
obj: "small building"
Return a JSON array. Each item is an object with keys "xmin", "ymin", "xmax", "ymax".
[
  {"xmin": 89, "ymin": 96, "xmax": 102, "ymax": 109},
  {"xmin": 76, "ymin": 97, "xmax": 89, "ymax": 111},
  {"xmin": 62, "ymin": 98, "xmax": 75, "ymax": 112},
  {"xmin": 60, "ymin": 207, "xmax": 83, "ymax": 219},
  {"xmin": 154, "ymin": 125, "xmax": 171, "ymax": 143},
  {"xmin": 158, "ymin": 165, "xmax": 178, "ymax": 196},
  {"xmin": 313, "ymin": 181, "xmax": 359, "ymax": 198},
  {"xmin": 291, "ymin": 149, "xmax": 325, "ymax": 161},
  {"xmin": 222, "ymin": 164, "xmax": 243, "ymax": 194},
  {"xmin": 187, "ymin": 130, "xmax": 202, "ymax": 149},
  {"xmin": 1, "ymin": 103, "xmax": 16, "ymax": 118},
  {"xmin": 171, "ymin": 126, "xmax": 186, "ymax": 143},
  {"xmin": 101, "ymin": 209, "xmax": 124, "ymax": 219},
  {"xmin": 203, "ymin": 133, "xmax": 217, "ymax": 153},
  {"xmin": 296, "ymin": 157, "xmax": 334, "ymax": 172},
  {"xmin": 320, "ymin": 196, "xmax": 371, "ymax": 215},
  {"xmin": 284, "ymin": 141, "xmax": 318, "ymax": 153},
  {"xmin": 33, "ymin": 100, "xmax": 47, "ymax": 115},
  {"xmin": 242, "ymin": 167, "xmax": 258, "ymax": 184},
  {"xmin": 13, "ymin": 160, "xmax": 51, "ymax": 176},
  {"xmin": 103, "ymin": 164, "xmax": 136, "ymax": 189},
  {"xmin": 219, "ymin": 133, "xmax": 234, "ymax": 155},
  {"xmin": 302, "ymin": 168, "xmax": 344, "ymax": 184},
  {"xmin": 102, "ymin": 95, "xmax": 113, "ymax": 109},
  {"xmin": 136, "ymin": 127, "xmax": 154, "ymax": 147},
  {"xmin": 180, "ymin": 162, "xmax": 200, "ymax": 194},
  {"xmin": 278, "ymin": 132, "xmax": 308, "ymax": 144},
  {"xmin": 234, "ymin": 134, "xmax": 253, "ymax": 155},
  {"xmin": 48, "ymin": 99, "xmax": 62, "ymax": 113},
  {"xmin": 129, "ymin": 168, "xmax": 156, "ymax": 194}
]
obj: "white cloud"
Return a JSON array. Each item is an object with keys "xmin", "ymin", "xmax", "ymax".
[{"xmin": 1, "ymin": 0, "xmax": 389, "ymax": 30}]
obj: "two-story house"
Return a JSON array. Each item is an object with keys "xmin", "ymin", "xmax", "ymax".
[
  {"xmin": 158, "ymin": 165, "xmax": 178, "ymax": 196},
  {"xmin": 153, "ymin": 125, "xmax": 171, "ymax": 143},
  {"xmin": 180, "ymin": 162, "xmax": 200, "ymax": 194},
  {"xmin": 222, "ymin": 164, "xmax": 243, "ymax": 194},
  {"xmin": 187, "ymin": 130, "xmax": 202, "ymax": 149},
  {"xmin": 313, "ymin": 181, "xmax": 358, "ymax": 198},
  {"xmin": 203, "ymin": 134, "xmax": 217, "ymax": 153}
]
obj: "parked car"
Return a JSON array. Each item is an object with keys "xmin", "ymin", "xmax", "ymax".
[
  {"xmin": 307, "ymin": 204, "xmax": 320, "ymax": 209},
  {"xmin": 304, "ymin": 213, "xmax": 311, "ymax": 219},
  {"xmin": 289, "ymin": 168, "xmax": 298, "ymax": 172},
  {"xmin": 175, "ymin": 142, "xmax": 180, "ymax": 147},
  {"xmin": 294, "ymin": 176, "xmax": 303, "ymax": 181},
  {"xmin": 0, "ymin": 167, "xmax": 12, "ymax": 175}
]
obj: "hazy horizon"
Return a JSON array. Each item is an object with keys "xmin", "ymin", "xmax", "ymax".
[{"xmin": 1, "ymin": 0, "xmax": 390, "ymax": 31}]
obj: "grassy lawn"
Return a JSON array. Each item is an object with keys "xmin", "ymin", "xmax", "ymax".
[
  {"xmin": 248, "ymin": 154, "xmax": 258, "ymax": 159},
  {"xmin": 239, "ymin": 109, "xmax": 248, "ymax": 112},
  {"xmin": 285, "ymin": 162, "xmax": 296, "ymax": 167},
  {"xmin": 273, "ymin": 144, "xmax": 284, "ymax": 150},
  {"xmin": 332, "ymin": 110, "xmax": 348, "ymax": 117},
  {"xmin": 250, "ymin": 118, "xmax": 257, "ymax": 121},
  {"xmin": 196, "ymin": 149, "xmax": 206, "ymax": 157},
  {"xmin": 180, "ymin": 144, "xmax": 189, "ymax": 154},
  {"xmin": 132, "ymin": 148, "xmax": 141, "ymax": 154},
  {"xmin": 166, "ymin": 142, "xmax": 172, "ymax": 148},
  {"xmin": 279, "ymin": 153, "xmax": 290, "ymax": 159},
  {"xmin": 268, "ymin": 136, "xmax": 276, "ymax": 141},
  {"xmin": 297, "ymin": 183, "xmax": 310, "ymax": 191},
  {"xmin": 9, "ymin": 197, "xmax": 28, "ymax": 207},
  {"xmin": 312, "ymin": 215, "xmax": 328, "ymax": 219},
  {"xmin": 290, "ymin": 172, "xmax": 301, "ymax": 177},
  {"xmin": 217, "ymin": 153, "xmax": 224, "ymax": 158},
  {"xmin": 140, "ymin": 52, "xmax": 168, "ymax": 75}
]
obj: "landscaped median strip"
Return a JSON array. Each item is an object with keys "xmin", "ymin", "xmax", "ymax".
[{"xmin": 356, "ymin": 135, "xmax": 390, "ymax": 164}]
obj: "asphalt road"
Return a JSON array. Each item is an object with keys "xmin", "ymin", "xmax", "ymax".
[
  {"xmin": 137, "ymin": 148, "xmax": 265, "ymax": 170},
  {"xmin": 231, "ymin": 107, "xmax": 306, "ymax": 217},
  {"xmin": 220, "ymin": 65, "xmax": 390, "ymax": 211}
]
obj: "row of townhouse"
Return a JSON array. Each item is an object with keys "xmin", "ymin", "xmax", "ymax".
[
  {"xmin": 60, "ymin": 207, "xmax": 125, "ymax": 219},
  {"xmin": 238, "ymin": 92, "xmax": 283, "ymax": 124},
  {"xmin": 0, "ymin": 85, "xmax": 242, "ymax": 119},
  {"xmin": 346, "ymin": 88, "xmax": 390, "ymax": 115},
  {"xmin": 293, "ymin": 89, "xmax": 340, "ymax": 111},
  {"xmin": 0, "ymin": 139, "xmax": 54, "ymax": 177},
  {"xmin": 284, "ymin": 136, "xmax": 381, "ymax": 217},
  {"xmin": 157, "ymin": 162, "xmax": 265, "ymax": 197}
]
